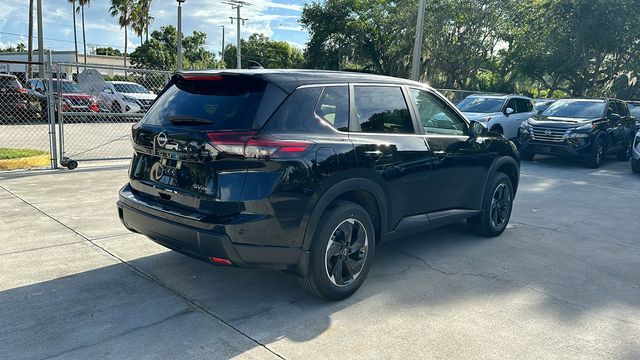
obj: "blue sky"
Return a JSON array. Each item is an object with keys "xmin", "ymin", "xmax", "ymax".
[{"xmin": 0, "ymin": 0, "xmax": 309, "ymax": 56}]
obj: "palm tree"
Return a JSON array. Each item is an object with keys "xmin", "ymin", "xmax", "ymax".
[
  {"xmin": 67, "ymin": 0, "xmax": 79, "ymax": 64},
  {"xmin": 109, "ymin": 0, "xmax": 133, "ymax": 68},
  {"xmin": 16, "ymin": 43, "xmax": 26, "ymax": 52},
  {"xmin": 78, "ymin": 0, "xmax": 91, "ymax": 63},
  {"xmin": 131, "ymin": 1, "xmax": 153, "ymax": 45}
]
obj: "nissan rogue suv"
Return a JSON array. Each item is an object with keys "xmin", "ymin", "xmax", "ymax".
[
  {"xmin": 518, "ymin": 98, "xmax": 636, "ymax": 168},
  {"xmin": 117, "ymin": 70, "xmax": 520, "ymax": 300}
]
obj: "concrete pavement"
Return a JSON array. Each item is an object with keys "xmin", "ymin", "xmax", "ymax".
[{"xmin": 1, "ymin": 156, "xmax": 639, "ymax": 359}]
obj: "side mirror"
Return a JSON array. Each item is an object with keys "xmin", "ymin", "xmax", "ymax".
[
  {"xmin": 104, "ymin": 88, "xmax": 114, "ymax": 94},
  {"xmin": 469, "ymin": 120, "xmax": 488, "ymax": 138},
  {"xmin": 504, "ymin": 107, "xmax": 515, "ymax": 116}
]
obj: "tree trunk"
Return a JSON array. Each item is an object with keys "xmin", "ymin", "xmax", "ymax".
[
  {"xmin": 124, "ymin": 25, "xmax": 128, "ymax": 69},
  {"xmin": 81, "ymin": 5, "xmax": 87, "ymax": 63}
]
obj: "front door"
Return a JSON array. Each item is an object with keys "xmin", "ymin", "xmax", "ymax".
[
  {"xmin": 408, "ymin": 88, "xmax": 492, "ymax": 212},
  {"xmin": 348, "ymin": 85, "xmax": 432, "ymax": 228}
]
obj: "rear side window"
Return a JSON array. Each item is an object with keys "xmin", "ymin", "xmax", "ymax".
[
  {"xmin": 264, "ymin": 86, "xmax": 347, "ymax": 134},
  {"xmin": 354, "ymin": 86, "xmax": 414, "ymax": 134},
  {"xmin": 143, "ymin": 75, "xmax": 286, "ymax": 130}
]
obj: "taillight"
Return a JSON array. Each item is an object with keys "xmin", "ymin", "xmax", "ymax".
[{"xmin": 206, "ymin": 131, "xmax": 312, "ymax": 158}]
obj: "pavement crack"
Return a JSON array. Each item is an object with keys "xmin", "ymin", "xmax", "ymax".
[
  {"xmin": 41, "ymin": 309, "xmax": 194, "ymax": 360},
  {"xmin": 0, "ymin": 184, "xmax": 287, "ymax": 360}
]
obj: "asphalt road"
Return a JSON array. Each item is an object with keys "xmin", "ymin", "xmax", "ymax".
[{"xmin": 1, "ymin": 156, "xmax": 639, "ymax": 359}]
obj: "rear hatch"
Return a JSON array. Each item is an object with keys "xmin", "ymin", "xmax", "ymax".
[{"xmin": 129, "ymin": 73, "xmax": 289, "ymax": 216}]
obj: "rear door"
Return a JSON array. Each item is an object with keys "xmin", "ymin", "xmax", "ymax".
[
  {"xmin": 408, "ymin": 87, "xmax": 490, "ymax": 212},
  {"xmin": 347, "ymin": 84, "xmax": 431, "ymax": 227},
  {"xmin": 129, "ymin": 74, "xmax": 287, "ymax": 215}
]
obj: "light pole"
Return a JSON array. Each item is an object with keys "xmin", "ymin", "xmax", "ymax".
[
  {"xmin": 37, "ymin": 0, "xmax": 44, "ymax": 77},
  {"xmin": 176, "ymin": 0, "xmax": 185, "ymax": 71},
  {"xmin": 410, "ymin": 0, "xmax": 426, "ymax": 81},
  {"xmin": 222, "ymin": 0, "xmax": 251, "ymax": 69},
  {"xmin": 221, "ymin": 25, "xmax": 225, "ymax": 63}
]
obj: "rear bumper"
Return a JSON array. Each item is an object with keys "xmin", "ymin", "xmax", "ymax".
[{"xmin": 117, "ymin": 184, "xmax": 307, "ymax": 274}]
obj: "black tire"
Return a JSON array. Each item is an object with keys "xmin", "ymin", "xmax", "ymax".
[
  {"xmin": 468, "ymin": 172, "xmax": 514, "ymax": 237},
  {"xmin": 490, "ymin": 125, "xmax": 504, "ymax": 136},
  {"xmin": 111, "ymin": 102, "xmax": 123, "ymax": 114},
  {"xmin": 520, "ymin": 151, "xmax": 535, "ymax": 161},
  {"xmin": 586, "ymin": 137, "xmax": 605, "ymax": 169},
  {"xmin": 616, "ymin": 137, "xmax": 632, "ymax": 161},
  {"xmin": 299, "ymin": 201, "xmax": 376, "ymax": 301},
  {"xmin": 632, "ymin": 159, "xmax": 640, "ymax": 174}
]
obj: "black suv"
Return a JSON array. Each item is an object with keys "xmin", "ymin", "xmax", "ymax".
[
  {"xmin": 518, "ymin": 98, "xmax": 636, "ymax": 168},
  {"xmin": 117, "ymin": 70, "xmax": 520, "ymax": 300}
]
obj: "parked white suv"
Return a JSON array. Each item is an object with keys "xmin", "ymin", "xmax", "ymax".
[
  {"xmin": 99, "ymin": 81, "xmax": 156, "ymax": 113},
  {"xmin": 457, "ymin": 95, "xmax": 535, "ymax": 140}
]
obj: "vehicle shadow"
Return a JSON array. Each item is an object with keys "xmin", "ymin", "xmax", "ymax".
[{"xmin": 2, "ymin": 221, "xmax": 639, "ymax": 359}]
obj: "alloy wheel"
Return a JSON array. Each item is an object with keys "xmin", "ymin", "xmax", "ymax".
[
  {"xmin": 490, "ymin": 183, "xmax": 511, "ymax": 230},
  {"xmin": 324, "ymin": 218, "xmax": 369, "ymax": 287}
]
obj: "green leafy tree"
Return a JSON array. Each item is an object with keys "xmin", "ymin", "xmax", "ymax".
[
  {"xmin": 131, "ymin": 0, "xmax": 153, "ymax": 44},
  {"xmin": 223, "ymin": 33, "xmax": 305, "ymax": 69},
  {"xmin": 95, "ymin": 47, "xmax": 123, "ymax": 56},
  {"xmin": 130, "ymin": 25, "xmax": 223, "ymax": 70}
]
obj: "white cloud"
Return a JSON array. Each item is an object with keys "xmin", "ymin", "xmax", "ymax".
[{"xmin": 265, "ymin": 1, "xmax": 303, "ymax": 12}]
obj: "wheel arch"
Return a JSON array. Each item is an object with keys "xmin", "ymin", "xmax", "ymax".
[
  {"xmin": 299, "ymin": 178, "xmax": 387, "ymax": 253},
  {"xmin": 481, "ymin": 156, "xmax": 520, "ymax": 205}
]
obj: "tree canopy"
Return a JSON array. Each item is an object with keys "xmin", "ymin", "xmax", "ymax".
[{"xmin": 223, "ymin": 34, "xmax": 305, "ymax": 69}]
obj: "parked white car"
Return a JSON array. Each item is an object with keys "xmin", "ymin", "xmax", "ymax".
[
  {"xmin": 99, "ymin": 81, "xmax": 156, "ymax": 113},
  {"xmin": 457, "ymin": 95, "xmax": 536, "ymax": 140}
]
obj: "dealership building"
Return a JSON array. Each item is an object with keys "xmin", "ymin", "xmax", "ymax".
[{"xmin": 0, "ymin": 51, "xmax": 131, "ymax": 81}]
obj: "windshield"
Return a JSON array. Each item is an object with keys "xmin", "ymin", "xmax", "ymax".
[
  {"xmin": 0, "ymin": 77, "xmax": 21, "ymax": 90},
  {"xmin": 113, "ymin": 83, "xmax": 149, "ymax": 94},
  {"xmin": 457, "ymin": 97, "xmax": 505, "ymax": 113},
  {"xmin": 542, "ymin": 100, "xmax": 605, "ymax": 118},
  {"xmin": 143, "ymin": 75, "xmax": 286, "ymax": 130},
  {"xmin": 627, "ymin": 103, "xmax": 640, "ymax": 118},
  {"xmin": 53, "ymin": 81, "xmax": 82, "ymax": 93}
]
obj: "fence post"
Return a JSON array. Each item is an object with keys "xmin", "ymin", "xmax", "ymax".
[{"xmin": 46, "ymin": 50, "xmax": 58, "ymax": 170}]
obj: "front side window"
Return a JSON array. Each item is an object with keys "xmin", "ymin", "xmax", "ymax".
[
  {"xmin": 515, "ymin": 98, "xmax": 533, "ymax": 113},
  {"xmin": 114, "ymin": 83, "xmax": 149, "ymax": 94},
  {"xmin": 353, "ymin": 86, "xmax": 414, "ymax": 134},
  {"xmin": 628, "ymin": 103, "xmax": 640, "ymax": 118},
  {"xmin": 410, "ymin": 89, "xmax": 467, "ymax": 136}
]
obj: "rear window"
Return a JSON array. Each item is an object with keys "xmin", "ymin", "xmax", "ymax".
[{"xmin": 143, "ymin": 75, "xmax": 286, "ymax": 130}]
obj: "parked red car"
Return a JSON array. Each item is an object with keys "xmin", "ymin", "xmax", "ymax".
[{"xmin": 26, "ymin": 78, "xmax": 99, "ymax": 119}]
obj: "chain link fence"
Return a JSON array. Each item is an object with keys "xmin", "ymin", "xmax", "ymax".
[
  {"xmin": 54, "ymin": 63, "xmax": 171, "ymax": 169},
  {"xmin": 0, "ymin": 59, "xmax": 56, "ymax": 171}
]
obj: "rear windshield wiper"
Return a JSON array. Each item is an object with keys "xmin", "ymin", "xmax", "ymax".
[{"xmin": 168, "ymin": 115, "xmax": 215, "ymax": 124}]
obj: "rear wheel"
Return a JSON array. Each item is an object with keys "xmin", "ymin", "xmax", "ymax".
[
  {"xmin": 616, "ymin": 136, "xmax": 632, "ymax": 161},
  {"xmin": 299, "ymin": 201, "xmax": 375, "ymax": 301},
  {"xmin": 632, "ymin": 159, "xmax": 640, "ymax": 174},
  {"xmin": 586, "ymin": 137, "xmax": 605, "ymax": 168},
  {"xmin": 468, "ymin": 172, "xmax": 514, "ymax": 237},
  {"xmin": 490, "ymin": 125, "xmax": 504, "ymax": 136}
]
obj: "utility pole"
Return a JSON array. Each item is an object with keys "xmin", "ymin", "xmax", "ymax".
[
  {"xmin": 410, "ymin": 0, "xmax": 426, "ymax": 81},
  {"xmin": 36, "ymin": 0, "xmax": 44, "ymax": 78},
  {"xmin": 176, "ymin": 0, "xmax": 185, "ymax": 71},
  {"xmin": 221, "ymin": 25, "xmax": 225, "ymax": 63},
  {"xmin": 222, "ymin": 0, "xmax": 251, "ymax": 69},
  {"xmin": 27, "ymin": 0, "xmax": 34, "ymax": 78}
]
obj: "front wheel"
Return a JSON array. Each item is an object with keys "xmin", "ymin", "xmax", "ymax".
[
  {"xmin": 468, "ymin": 172, "xmax": 514, "ymax": 237},
  {"xmin": 586, "ymin": 137, "xmax": 605, "ymax": 168},
  {"xmin": 299, "ymin": 201, "xmax": 375, "ymax": 301}
]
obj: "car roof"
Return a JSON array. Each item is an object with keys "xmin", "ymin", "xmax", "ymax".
[
  {"xmin": 466, "ymin": 94, "xmax": 532, "ymax": 100},
  {"xmin": 0, "ymin": 74, "xmax": 17, "ymax": 78},
  {"xmin": 108, "ymin": 81, "xmax": 139, "ymax": 85},
  {"xmin": 177, "ymin": 69, "xmax": 429, "ymax": 93}
]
